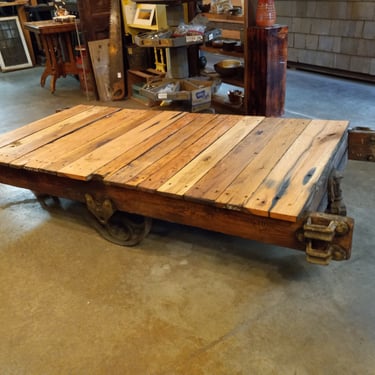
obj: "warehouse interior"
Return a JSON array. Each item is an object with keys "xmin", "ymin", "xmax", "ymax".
[{"xmin": 1, "ymin": 0, "xmax": 375, "ymax": 374}]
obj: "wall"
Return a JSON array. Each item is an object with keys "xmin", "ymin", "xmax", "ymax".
[{"xmin": 276, "ymin": 1, "xmax": 375, "ymax": 78}]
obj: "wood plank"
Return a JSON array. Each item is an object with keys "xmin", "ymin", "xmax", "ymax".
[
  {"xmin": 102, "ymin": 112, "xmax": 215, "ymax": 183},
  {"xmin": 132, "ymin": 115, "xmax": 242, "ymax": 192},
  {"xmin": 268, "ymin": 120, "xmax": 349, "ymax": 221},
  {"xmin": 97, "ymin": 112, "xmax": 201, "ymax": 180},
  {"xmin": 0, "ymin": 162, "xmax": 310, "ymax": 252},
  {"xmin": 244, "ymin": 120, "xmax": 349, "ymax": 222},
  {"xmin": 0, "ymin": 105, "xmax": 93, "ymax": 148},
  {"xmin": 0, "ymin": 106, "xmax": 118, "ymax": 165},
  {"xmin": 157, "ymin": 116, "xmax": 263, "ymax": 197},
  {"xmin": 215, "ymin": 118, "xmax": 310, "ymax": 208},
  {"xmin": 88, "ymin": 39, "xmax": 111, "ymax": 102},
  {"xmin": 57, "ymin": 111, "xmax": 186, "ymax": 181},
  {"xmin": 296, "ymin": 131, "xmax": 349, "ymax": 216},
  {"xmin": 12, "ymin": 109, "xmax": 150, "ymax": 171},
  {"xmin": 184, "ymin": 117, "xmax": 287, "ymax": 203}
]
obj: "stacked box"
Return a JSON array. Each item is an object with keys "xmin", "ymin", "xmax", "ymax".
[{"xmin": 139, "ymin": 78, "xmax": 216, "ymax": 111}]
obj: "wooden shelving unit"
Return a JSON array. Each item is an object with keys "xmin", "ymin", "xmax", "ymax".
[
  {"xmin": 201, "ymin": 12, "xmax": 244, "ymax": 23},
  {"xmin": 200, "ymin": 45, "xmax": 243, "ymax": 59},
  {"xmin": 200, "ymin": 6, "xmax": 288, "ymax": 116}
]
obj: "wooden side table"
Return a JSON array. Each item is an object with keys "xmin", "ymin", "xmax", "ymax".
[{"xmin": 24, "ymin": 20, "xmax": 79, "ymax": 93}]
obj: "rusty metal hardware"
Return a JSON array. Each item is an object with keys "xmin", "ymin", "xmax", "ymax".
[
  {"xmin": 84, "ymin": 193, "xmax": 152, "ymax": 246},
  {"xmin": 299, "ymin": 213, "xmax": 351, "ymax": 265},
  {"xmin": 33, "ymin": 191, "xmax": 60, "ymax": 209},
  {"xmin": 85, "ymin": 193, "xmax": 115, "ymax": 225},
  {"xmin": 326, "ymin": 170, "xmax": 346, "ymax": 216}
]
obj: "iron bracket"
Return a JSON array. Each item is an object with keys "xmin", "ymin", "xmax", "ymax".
[
  {"xmin": 84, "ymin": 193, "xmax": 152, "ymax": 246},
  {"xmin": 326, "ymin": 170, "xmax": 346, "ymax": 216},
  {"xmin": 298, "ymin": 212, "xmax": 353, "ymax": 265}
]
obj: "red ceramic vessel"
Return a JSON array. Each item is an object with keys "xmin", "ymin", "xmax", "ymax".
[{"xmin": 255, "ymin": 0, "xmax": 277, "ymax": 27}]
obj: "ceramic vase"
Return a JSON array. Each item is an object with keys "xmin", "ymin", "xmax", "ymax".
[{"xmin": 255, "ymin": 0, "xmax": 277, "ymax": 27}]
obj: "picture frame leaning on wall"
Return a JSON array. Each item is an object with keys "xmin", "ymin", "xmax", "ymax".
[{"xmin": 0, "ymin": 16, "xmax": 32, "ymax": 72}]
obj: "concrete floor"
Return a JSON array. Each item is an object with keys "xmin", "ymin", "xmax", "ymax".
[{"xmin": 0, "ymin": 67, "xmax": 375, "ymax": 374}]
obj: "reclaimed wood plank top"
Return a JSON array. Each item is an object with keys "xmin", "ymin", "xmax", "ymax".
[{"xmin": 0, "ymin": 106, "xmax": 349, "ymax": 222}]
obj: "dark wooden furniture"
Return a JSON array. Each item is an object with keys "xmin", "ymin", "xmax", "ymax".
[
  {"xmin": 24, "ymin": 20, "xmax": 79, "ymax": 93},
  {"xmin": 0, "ymin": 106, "xmax": 354, "ymax": 265},
  {"xmin": 201, "ymin": 8, "xmax": 287, "ymax": 116},
  {"xmin": 245, "ymin": 25, "xmax": 288, "ymax": 116}
]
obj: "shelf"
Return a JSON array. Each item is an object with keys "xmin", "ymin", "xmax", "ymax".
[
  {"xmin": 201, "ymin": 12, "xmax": 244, "ymax": 24},
  {"xmin": 212, "ymin": 94, "xmax": 245, "ymax": 114},
  {"xmin": 220, "ymin": 77, "xmax": 244, "ymax": 87},
  {"xmin": 201, "ymin": 69, "xmax": 244, "ymax": 88},
  {"xmin": 200, "ymin": 45, "xmax": 243, "ymax": 59},
  {"xmin": 135, "ymin": 34, "xmax": 203, "ymax": 48},
  {"xmin": 128, "ymin": 23, "xmax": 160, "ymax": 31},
  {"xmin": 132, "ymin": 0, "xmax": 196, "ymax": 3}
]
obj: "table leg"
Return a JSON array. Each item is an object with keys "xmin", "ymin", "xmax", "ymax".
[{"xmin": 39, "ymin": 35, "xmax": 50, "ymax": 88}]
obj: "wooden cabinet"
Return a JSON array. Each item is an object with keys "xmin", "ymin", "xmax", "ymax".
[{"xmin": 77, "ymin": 0, "xmax": 111, "ymax": 42}]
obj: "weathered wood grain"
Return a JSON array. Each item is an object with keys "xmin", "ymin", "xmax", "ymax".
[
  {"xmin": 98, "ymin": 112, "xmax": 202, "ymax": 181},
  {"xmin": 0, "ymin": 106, "xmax": 118, "ymax": 165},
  {"xmin": 16, "ymin": 109, "xmax": 150, "ymax": 172},
  {"xmin": 157, "ymin": 116, "xmax": 263, "ymax": 197},
  {"xmin": 58, "ymin": 110, "xmax": 185, "ymax": 180},
  {"xmin": 213, "ymin": 118, "xmax": 310, "ymax": 209},
  {"xmin": 186, "ymin": 117, "xmax": 288, "ymax": 203},
  {"xmin": 0, "ymin": 105, "xmax": 93, "ymax": 148},
  {"xmin": 245, "ymin": 120, "xmax": 349, "ymax": 221},
  {"xmin": 128, "ymin": 115, "xmax": 242, "ymax": 191},
  {"xmin": 0, "ymin": 104, "xmax": 351, "ymax": 252},
  {"xmin": 104, "ymin": 113, "xmax": 220, "ymax": 184}
]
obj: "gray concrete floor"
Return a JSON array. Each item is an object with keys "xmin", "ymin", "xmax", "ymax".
[{"xmin": 0, "ymin": 67, "xmax": 375, "ymax": 374}]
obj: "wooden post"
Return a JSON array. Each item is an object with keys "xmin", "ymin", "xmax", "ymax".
[
  {"xmin": 244, "ymin": 25, "xmax": 288, "ymax": 116},
  {"xmin": 0, "ymin": 0, "xmax": 36, "ymax": 65}
]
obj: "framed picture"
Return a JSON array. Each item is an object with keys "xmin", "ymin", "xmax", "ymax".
[
  {"xmin": 0, "ymin": 16, "xmax": 32, "ymax": 72},
  {"xmin": 132, "ymin": 4, "xmax": 156, "ymax": 26}
]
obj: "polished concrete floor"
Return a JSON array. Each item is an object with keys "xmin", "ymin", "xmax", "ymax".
[{"xmin": 0, "ymin": 67, "xmax": 375, "ymax": 374}]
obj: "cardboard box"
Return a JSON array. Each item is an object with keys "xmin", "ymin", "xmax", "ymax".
[{"xmin": 139, "ymin": 78, "xmax": 213, "ymax": 106}]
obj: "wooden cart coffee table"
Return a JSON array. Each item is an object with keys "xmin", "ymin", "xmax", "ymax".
[{"xmin": 0, "ymin": 105, "xmax": 354, "ymax": 265}]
